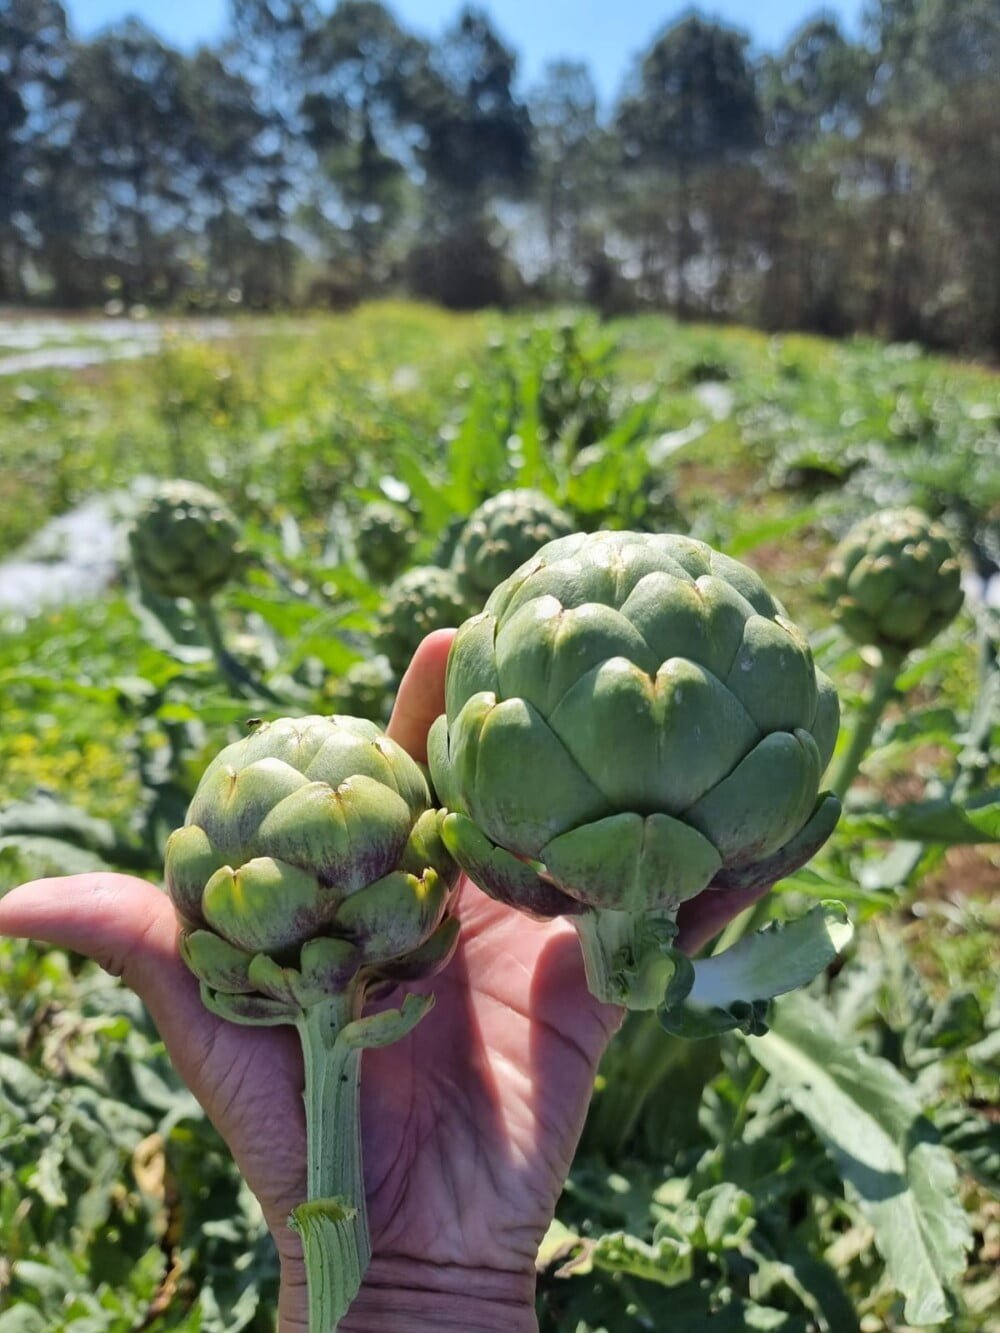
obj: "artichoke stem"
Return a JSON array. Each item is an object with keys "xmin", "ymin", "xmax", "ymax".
[
  {"xmin": 291, "ymin": 993, "xmax": 370, "ymax": 1333},
  {"xmin": 830, "ymin": 654, "xmax": 900, "ymax": 800},
  {"xmin": 572, "ymin": 907, "xmax": 679, "ymax": 1011},
  {"xmin": 195, "ymin": 599, "xmax": 281, "ymax": 704}
]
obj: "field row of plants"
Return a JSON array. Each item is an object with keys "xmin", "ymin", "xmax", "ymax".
[{"xmin": 0, "ymin": 303, "xmax": 997, "ymax": 1331}]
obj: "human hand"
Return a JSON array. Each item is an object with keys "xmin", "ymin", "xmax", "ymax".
[{"xmin": 0, "ymin": 630, "xmax": 771, "ymax": 1332}]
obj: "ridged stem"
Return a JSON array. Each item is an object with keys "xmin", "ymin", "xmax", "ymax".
[
  {"xmin": 830, "ymin": 654, "xmax": 900, "ymax": 800},
  {"xmin": 194, "ymin": 598, "xmax": 281, "ymax": 703},
  {"xmin": 291, "ymin": 994, "xmax": 370, "ymax": 1333},
  {"xmin": 572, "ymin": 907, "xmax": 678, "ymax": 1010}
]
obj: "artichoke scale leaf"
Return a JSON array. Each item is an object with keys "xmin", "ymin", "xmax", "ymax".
[
  {"xmin": 255, "ymin": 775, "xmax": 413, "ymax": 895},
  {"xmin": 547, "ymin": 655, "xmax": 758, "ymax": 815},
  {"xmin": 724, "ymin": 614, "xmax": 818, "ymax": 734},
  {"xmin": 621, "ymin": 571, "xmax": 751, "ymax": 681},
  {"xmin": 338, "ymin": 868, "xmax": 449, "ymax": 964},
  {"xmin": 685, "ymin": 729, "xmax": 822, "ymax": 866},
  {"xmin": 374, "ymin": 915, "xmax": 460, "ymax": 983},
  {"xmin": 453, "ymin": 693, "xmax": 607, "ymax": 857},
  {"xmin": 165, "ymin": 823, "xmax": 226, "ymax": 926},
  {"xmin": 444, "ymin": 612, "xmax": 500, "ymax": 718},
  {"xmin": 187, "ymin": 756, "xmax": 309, "ymax": 858},
  {"xmin": 199, "ymin": 981, "xmax": 293, "ymax": 1027},
  {"xmin": 494, "ymin": 596, "xmax": 659, "ymax": 716},
  {"xmin": 180, "ymin": 929, "xmax": 256, "ymax": 994},
  {"xmin": 201, "ymin": 856, "xmax": 331, "ymax": 955},
  {"xmin": 542, "ymin": 811, "xmax": 721, "ymax": 911},
  {"xmin": 440, "ymin": 812, "xmax": 580, "ymax": 918}
]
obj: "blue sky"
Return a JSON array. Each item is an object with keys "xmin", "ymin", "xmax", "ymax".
[{"xmin": 68, "ymin": 1, "xmax": 867, "ymax": 100}]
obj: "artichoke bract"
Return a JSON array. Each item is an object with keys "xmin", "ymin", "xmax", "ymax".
[
  {"xmin": 430, "ymin": 531, "xmax": 841, "ymax": 1011},
  {"xmin": 129, "ymin": 479, "xmax": 241, "ymax": 602},
  {"xmin": 355, "ymin": 500, "xmax": 416, "ymax": 583},
  {"xmin": 823, "ymin": 507, "xmax": 963, "ymax": 659},
  {"xmin": 166, "ymin": 714, "xmax": 459, "ymax": 1332},
  {"xmin": 451, "ymin": 489, "xmax": 575, "ymax": 604},
  {"xmin": 377, "ymin": 566, "xmax": 469, "ymax": 676}
]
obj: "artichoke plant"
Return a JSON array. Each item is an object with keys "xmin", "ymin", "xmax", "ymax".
[
  {"xmin": 452, "ymin": 489, "xmax": 575, "ymax": 604},
  {"xmin": 430, "ymin": 531, "xmax": 842, "ymax": 1013},
  {"xmin": 355, "ymin": 500, "xmax": 416, "ymax": 583},
  {"xmin": 129, "ymin": 479, "xmax": 241, "ymax": 603},
  {"xmin": 323, "ymin": 656, "xmax": 395, "ymax": 723},
  {"xmin": 824, "ymin": 510, "xmax": 964, "ymax": 799},
  {"xmin": 377, "ymin": 566, "xmax": 469, "ymax": 676},
  {"xmin": 166, "ymin": 715, "xmax": 460, "ymax": 1331},
  {"xmin": 823, "ymin": 507, "xmax": 964, "ymax": 659}
]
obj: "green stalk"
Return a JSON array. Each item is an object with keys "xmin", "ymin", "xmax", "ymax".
[
  {"xmin": 830, "ymin": 653, "xmax": 901, "ymax": 800},
  {"xmin": 290, "ymin": 994, "xmax": 370, "ymax": 1333},
  {"xmin": 586, "ymin": 1012, "xmax": 689, "ymax": 1157},
  {"xmin": 573, "ymin": 907, "xmax": 679, "ymax": 1010},
  {"xmin": 194, "ymin": 598, "xmax": 281, "ymax": 703}
]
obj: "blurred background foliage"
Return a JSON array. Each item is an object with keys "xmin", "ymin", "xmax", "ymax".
[{"xmin": 0, "ymin": 0, "xmax": 999, "ymax": 353}]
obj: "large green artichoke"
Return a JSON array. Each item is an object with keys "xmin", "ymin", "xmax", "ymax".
[
  {"xmin": 452, "ymin": 489, "xmax": 575, "ymax": 604},
  {"xmin": 166, "ymin": 714, "xmax": 459, "ymax": 1330},
  {"xmin": 430, "ymin": 531, "xmax": 841, "ymax": 1010},
  {"xmin": 377, "ymin": 566, "xmax": 469, "ymax": 676},
  {"xmin": 823, "ymin": 508, "xmax": 964, "ymax": 658},
  {"xmin": 129, "ymin": 480, "xmax": 241, "ymax": 602},
  {"xmin": 355, "ymin": 500, "xmax": 416, "ymax": 583}
]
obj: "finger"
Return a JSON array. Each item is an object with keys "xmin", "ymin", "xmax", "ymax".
[
  {"xmin": 674, "ymin": 882, "xmax": 770, "ymax": 956},
  {"xmin": 0, "ymin": 873, "xmax": 203, "ymax": 1036},
  {"xmin": 387, "ymin": 628, "xmax": 455, "ymax": 761}
]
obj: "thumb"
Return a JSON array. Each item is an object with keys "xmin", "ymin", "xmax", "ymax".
[
  {"xmin": 387, "ymin": 627, "xmax": 455, "ymax": 762},
  {"xmin": 0, "ymin": 873, "xmax": 202, "ymax": 1030}
]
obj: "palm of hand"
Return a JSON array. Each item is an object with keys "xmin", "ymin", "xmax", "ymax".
[
  {"xmin": 175, "ymin": 876, "xmax": 618, "ymax": 1277},
  {"xmin": 20, "ymin": 869, "xmax": 615, "ymax": 1287}
]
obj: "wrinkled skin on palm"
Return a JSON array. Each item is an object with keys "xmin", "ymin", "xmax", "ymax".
[
  {"xmin": 166, "ymin": 714, "xmax": 460, "ymax": 1331},
  {"xmin": 823, "ymin": 508, "xmax": 964, "ymax": 658},
  {"xmin": 377, "ymin": 566, "xmax": 470, "ymax": 676},
  {"xmin": 167, "ymin": 715, "xmax": 459, "ymax": 1012},
  {"xmin": 355, "ymin": 501, "xmax": 416, "ymax": 583},
  {"xmin": 129, "ymin": 480, "xmax": 241, "ymax": 602},
  {"xmin": 430, "ymin": 531, "xmax": 841, "ymax": 1009},
  {"xmin": 452, "ymin": 489, "xmax": 575, "ymax": 603}
]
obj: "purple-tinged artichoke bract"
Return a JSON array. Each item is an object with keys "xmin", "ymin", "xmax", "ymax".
[
  {"xmin": 429, "ymin": 531, "xmax": 841, "ymax": 1011},
  {"xmin": 166, "ymin": 714, "xmax": 459, "ymax": 1332},
  {"xmin": 823, "ymin": 507, "xmax": 964, "ymax": 659}
]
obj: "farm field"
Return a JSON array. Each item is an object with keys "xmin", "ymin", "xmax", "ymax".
[{"xmin": 0, "ymin": 303, "xmax": 997, "ymax": 1331}]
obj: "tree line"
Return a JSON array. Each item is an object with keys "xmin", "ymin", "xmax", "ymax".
[{"xmin": 2, "ymin": 0, "xmax": 998, "ymax": 353}]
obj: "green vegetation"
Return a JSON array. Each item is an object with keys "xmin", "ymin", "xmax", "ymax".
[{"xmin": 1, "ymin": 304, "xmax": 998, "ymax": 1331}]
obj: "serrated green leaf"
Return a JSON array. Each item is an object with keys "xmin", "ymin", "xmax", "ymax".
[{"xmin": 748, "ymin": 993, "xmax": 972, "ymax": 1325}]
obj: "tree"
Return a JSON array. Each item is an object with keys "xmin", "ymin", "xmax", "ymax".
[
  {"xmin": 298, "ymin": 1, "xmax": 428, "ymax": 287},
  {"xmin": 615, "ymin": 15, "xmax": 761, "ymax": 313},
  {"xmin": 528, "ymin": 60, "xmax": 610, "ymax": 295},
  {"xmin": 0, "ymin": 0, "xmax": 71, "ymax": 300},
  {"xmin": 406, "ymin": 6, "xmax": 533, "ymax": 308}
]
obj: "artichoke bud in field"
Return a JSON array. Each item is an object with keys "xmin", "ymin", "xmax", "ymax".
[
  {"xmin": 355, "ymin": 500, "xmax": 416, "ymax": 583},
  {"xmin": 451, "ymin": 488, "xmax": 575, "ymax": 605},
  {"xmin": 430, "ymin": 530, "xmax": 843, "ymax": 1013},
  {"xmin": 166, "ymin": 714, "xmax": 460, "ymax": 1331},
  {"xmin": 167, "ymin": 714, "xmax": 459, "ymax": 1016},
  {"xmin": 823, "ymin": 507, "xmax": 964, "ymax": 659},
  {"xmin": 376, "ymin": 565, "xmax": 470, "ymax": 676},
  {"xmin": 129, "ymin": 479, "xmax": 242, "ymax": 603}
]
